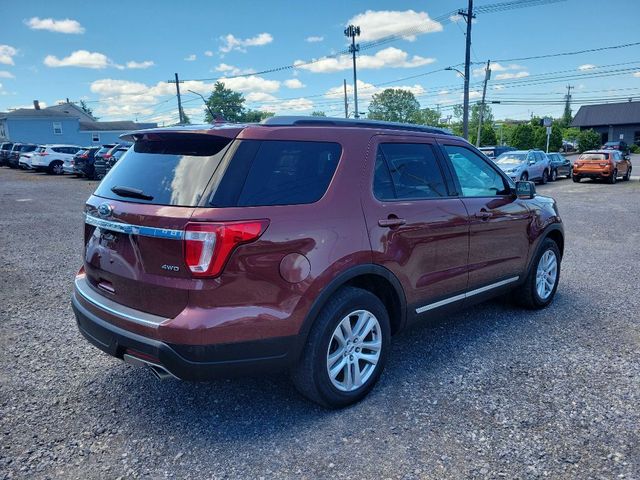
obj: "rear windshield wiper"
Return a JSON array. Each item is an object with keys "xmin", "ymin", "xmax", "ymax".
[{"xmin": 111, "ymin": 185, "xmax": 154, "ymax": 201}]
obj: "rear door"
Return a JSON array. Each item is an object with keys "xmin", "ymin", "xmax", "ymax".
[
  {"xmin": 361, "ymin": 135, "xmax": 470, "ymax": 314},
  {"xmin": 439, "ymin": 141, "xmax": 533, "ymax": 291},
  {"xmin": 84, "ymin": 131, "xmax": 239, "ymax": 318}
]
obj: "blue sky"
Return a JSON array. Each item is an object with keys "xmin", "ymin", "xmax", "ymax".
[{"xmin": 1, "ymin": 0, "xmax": 639, "ymax": 125}]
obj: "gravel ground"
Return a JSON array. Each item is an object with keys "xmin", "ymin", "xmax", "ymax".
[{"xmin": 1, "ymin": 167, "xmax": 639, "ymax": 479}]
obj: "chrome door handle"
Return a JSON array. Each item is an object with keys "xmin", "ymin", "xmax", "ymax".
[
  {"xmin": 474, "ymin": 211, "xmax": 492, "ymax": 220},
  {"xmin": 378, "ymin": 218, "xmax": 406, "ymax": 228}
]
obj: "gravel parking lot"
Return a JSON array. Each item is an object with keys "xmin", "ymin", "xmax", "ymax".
[{"xmin": 1, "ymin": 167, "xmax": 639, "ymax": 479}]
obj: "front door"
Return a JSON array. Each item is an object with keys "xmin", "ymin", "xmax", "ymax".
[
  {"xmin": 439, "ymin": 142, "xmax": 534, "ymax": 291},
  {"xmin": 361, "ymin": 136, "xmax": 470, "ymax": 312}
]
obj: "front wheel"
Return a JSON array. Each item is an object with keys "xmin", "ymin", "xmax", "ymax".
[
  {"xmin": 520, "ymin": 172, "xmax": 529, "ymax": 182},
  {"xmin": 291, "ymin": 287, "xmax": 390, "ymax": 408},
  {"xmin": 540, "ymin": 169, "xmax": 549, "ymax": 185},
  {"xmin": 550, "ymin": 169, "xmax": 558, "ymax": 182},
  {"xmin": 513, "ymin": 238, "xmax": 561, "ymax": 309}
]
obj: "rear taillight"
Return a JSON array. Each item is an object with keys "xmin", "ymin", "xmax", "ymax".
[
  {"xmin": 103, "ymin": 153, "xmax": 112, "ymax": 159},
  {"xmin": 40, "ymin": 152, "xmax": 48, "ymax": 156},
  {"xmin": 184, "ymin": 220, "xmax": 269, "ymax": 277}
]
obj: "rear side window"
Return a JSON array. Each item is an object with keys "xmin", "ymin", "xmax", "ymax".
[
  {"xmin": 373, "ymin": 143, "xmax": 448, "ymax": 200},
  {"xmin": 209, "ymin": 140, "xmax": 341, "ymax": 207}
]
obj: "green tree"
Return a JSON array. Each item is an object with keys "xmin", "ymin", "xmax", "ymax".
[
  {"xmin": 79, "ymin": 100, "xmax": 97, "ymax": 119},
  {"xmin": 240, "ymin": 110, "xmax": 274, "ymax": 122},
  {"xmin": 311, "ymin": 111, "xmax": 327, "ymax": 117},
  {"xmin": 576, "ymin": 129, "xmax": 600, "ymax": 152},
  {"xmin": 509, "ymin": 123, "xmax": 536, "ymax": 149},
  {"xmin": 204, "ymin": 82, "xmax": 245, "ymax": 122},
  {"xmin": 412, "ymin": 107, "xmax": 441, "ymax": 126},
  {"xmin": 181, "ymin": 110, "xmax": 191, "ymax": 125},
  {"xmin": 471, "ymin": 124, "xmax": 498, "ymax": 147},
  {"xmin": 368, "ymin": 88, "xmax": 420, "ymax": 123}
]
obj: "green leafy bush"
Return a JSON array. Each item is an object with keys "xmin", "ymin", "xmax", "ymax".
[{"xmin": 576, "ymin": 129, "xmax": 601, "ymax": 152}]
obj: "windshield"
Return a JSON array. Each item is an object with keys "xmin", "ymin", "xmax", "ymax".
[{"xmin": 495, "ymin": 153, "xmax": 527, "ymax": 165}]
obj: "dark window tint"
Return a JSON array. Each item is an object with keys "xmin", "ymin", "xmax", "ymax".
[
  {"xmin": 444, "ymin": 145, "xmax": 510, "ymax": 197},
  {"xmin": 210, "ymin": 140, "xmax": 341, "ymax": 207},
  {"xmin": 373, "ymin": 143, "xmax": 447, "ymax": 200},
  {"xmin": 20, "ymin": 145, "xmax": 37, "ymax": 152},
  {"xmin": 94, "ymin": 134, "xmax": 233, "ymax": 206}
]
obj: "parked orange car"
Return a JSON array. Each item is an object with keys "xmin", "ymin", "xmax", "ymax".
[{"xmin": 572, "ymin": 150, "xmax": 632, "ymax": 184}]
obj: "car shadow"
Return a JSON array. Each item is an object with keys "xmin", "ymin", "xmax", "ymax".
[{"xmin": 79, "ymin": 286, "xmax": 581, "ymax": 447}]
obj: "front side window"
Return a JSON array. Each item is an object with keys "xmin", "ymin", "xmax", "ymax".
[
  {"xmin": 373, "ymin": 143, "xmax": 448, "ymax": 200},
  {"xmin": 444, "ymin": 145, "xmax": 510, "ymax": 197},
  {"xmin": 53, "ymin": 122, "xmax": 62, "ymax": 135}
]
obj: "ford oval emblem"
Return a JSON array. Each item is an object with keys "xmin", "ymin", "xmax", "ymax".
[{"xmin": 97, "ymin": 203, "xmax": 113, "ymax": 218}]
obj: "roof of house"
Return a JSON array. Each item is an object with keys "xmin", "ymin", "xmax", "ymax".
[
  {"xmin": 46, "ymin": 102, "xmax": 95, "ymax": 122},
  {"xmin": 0, "ymin": 108, "xmax": 77, "ymax": 119},
  {"xmin": 571, "ymin": 101, "xmax": 640, "ymax": 127},
  {"xmin": 79, "ymin": 120, "xmax": 158, "ymax": 131}
]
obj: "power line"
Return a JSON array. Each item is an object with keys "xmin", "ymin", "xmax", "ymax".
[{"xmin": 478, "ymin": 41, "xmax": 640, "ymax": 64}]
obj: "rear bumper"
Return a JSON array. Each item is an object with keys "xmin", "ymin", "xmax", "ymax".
[
  {"xmin": 573, "ymin": 169, "xmax": 610, "ymax": 178},
  {"xmin": 72, "ymin": 290, "xmax": 296, "ymax": 380}
]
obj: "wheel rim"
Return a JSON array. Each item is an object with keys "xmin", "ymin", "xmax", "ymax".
[
  {"xmin": 536, "ymin": 250, "xmax": 558, "ymax": 300},
  {"xmin": 552, "ymin": 170, "xmax": 557, "ymax": 181},
  {"xmin": 53, "ymin": 163, "xmax": 63, "ymax": 174},
  {"xmin": 326, "ymin": 309, "xmax": 382, "ymax": 392}
]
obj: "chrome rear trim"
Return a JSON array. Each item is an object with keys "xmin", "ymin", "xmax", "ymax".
[
  {"xmin": 85, "ymin": 214, "xmax": 184, "ymax": 240},
  {"xmin": 416, "ymin": 276, "xmax": 519, "ymax": 314},
  {"xmin": 74, "ymin": 276, "xmax": 167, "ymax": 327}
]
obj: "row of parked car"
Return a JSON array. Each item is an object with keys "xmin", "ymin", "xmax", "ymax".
[
  {"xmin": 481, "ymin": 144, "xmax": 633, "ymax": 185},
  {"xmin": 0, "ymin": 141, "xmax": 130, "ymax": 180}
]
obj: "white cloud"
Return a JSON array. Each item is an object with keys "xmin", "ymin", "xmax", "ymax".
[
  {"xmin": 262, "ymin": 97, "xmax": 313, "ymax": 112},
  {"xmin": 492, "ymin": 84, "xmax": 505, "ymax": 90},
  {"xmin": 25, "ymin": 17, "xmax": 84, "ymax": 34},
  {"xmin": 219, "ymin": 33, "xmax": 273, "ymax": 53},
  {"xmin": 284, "ymin": 78, "xmax": 305, "ymax": 89},
  {"xmin": 495, "ymin": 71, "xmax": 529, "ymax": 80},
  {"xmin": 634, "ymin": 71, "xmax": 640, "ymax": 78},
  {"xmin": 295, "ymin": 47, "xmax": 435, "ymax": 73},
  {"xmin": 306, "ymin": 36, "xmax": 324, "ymax": 43},
  {"xmin": 184, "ymin": 54, "xmax": 196, "ymax": 61},
  {"xmin": 0, "ymin": 45, "xmax": 18, "ymax": 65},
  {"xmin": 204, "ymin": 50, "xmax": 214, "ymax": 57},
  {"xmin": 245, "ymin": 92, "xmax": 277, "ymax": 102},
  {"xmin": 214, "ymin": 63, "xmax": 255, "ymax": 76},
  {"xmin": 126, "ymin": 60, "xmax": 154, "ymax": 69},
  {"xmin": 469, "ymin": 90, "xmax": 481, "ymax": 100},
  {"xmin": 347, "ymin": 10, "xmax": 443, "ymax": 42},
  {"xmin": 472, "ymin": 62, "xmax": 525, "ymax": 77},
  {"xmin": 218, "ymin": 75, "xmax": 280, "ymax": 93},
  {"xmin": 578, "ymin": 64, "xmax": 596, "ymax": 71},
  {"xmin": 324, "ymin": 80, "xmax": 425, "ymax": 108},
  {"xmin": 44, "ymin": 50, "xmax": 110, "ymax": 69},
  {"xmin": 438, "ymin": 90, "xmax": 449, "ymax": 95},
  {"xmin": 0, "ymin": 71, "xmax": 14, "ymax": 78}
]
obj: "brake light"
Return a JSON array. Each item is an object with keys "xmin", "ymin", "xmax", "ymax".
[
  {"xmin": 40, "ymin": 152, "xmax": 49, "ymax": 156},
  {"xmin": 103, "ymin": 153, "xmax": 112, "ymax": 159},
  {"xmin": 184, "ymin": 220, "xmax": 269, "ymax": 277}
]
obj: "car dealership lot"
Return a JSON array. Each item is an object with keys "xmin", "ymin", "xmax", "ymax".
[{"xmin": 1, "ymin": 168, "xmax": 639, "ymax": 479}]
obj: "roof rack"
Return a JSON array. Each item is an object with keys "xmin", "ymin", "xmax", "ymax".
[{"xmin": 261, "ymin": 116, "xmax": 452, "ymax": 135}]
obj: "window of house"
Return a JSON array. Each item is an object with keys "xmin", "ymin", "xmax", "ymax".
[
  {"xmin": 53, "ymin": 122, "xmax": 63, "ymax": 135},
  {"xmin": 92, "ymin": 132, "xmax": 100, "ymax": 142}
]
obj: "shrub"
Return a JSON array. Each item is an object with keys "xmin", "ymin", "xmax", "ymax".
[
  {"xmin": 629, "ymin": 144, "xmax": 639, "ymax": 154},
  {"xmin": 576, "ymin": 129, "xmax": 601, "ymax": 152}
]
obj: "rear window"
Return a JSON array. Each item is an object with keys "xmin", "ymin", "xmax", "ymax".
[
  {"xmin": 94, "ymin": 136, "xmax": 342, "ymax": 207},
  {"xmin": 579, "ymin": 153, "xmax": 609, "ymax": 160},
  {"xmin": 21, "ymin": 145, "xmax": 37, "ymax": 152}
]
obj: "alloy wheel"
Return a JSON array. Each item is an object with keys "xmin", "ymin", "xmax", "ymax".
[
  {"xmin": 326, "ymin": 310, "xmax": 382, "ymax": 392},
  {"xmin": 536, "ymin": 250, "xmax": 558, "ymax": 300}
]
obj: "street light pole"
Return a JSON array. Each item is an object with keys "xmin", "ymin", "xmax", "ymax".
[
  {"xmin": 476, "ymin": 59, "xmax": 491, "ymax": 147},
  {"xmin": 187, "ymin": 90, "xmax": 216, "ymax": 122},
  {"xmin": 458, "ymin": 0, "xmax": 475, "ymax": 140}
]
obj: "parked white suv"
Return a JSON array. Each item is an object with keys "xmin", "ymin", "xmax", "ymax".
[
  {"xmin": 31, "ymin": 144, "xmax": 83, "ymax": 175},
  {"xmin": 18, "ymin": 150, "xmax": 38, "ymax": 169},
  {"xmin": 494, "ymin": 149, "xmax": 551, "ymax": 184}
]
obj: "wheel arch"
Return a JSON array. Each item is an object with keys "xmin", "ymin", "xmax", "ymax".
[{"xmin": 292, "ymin": 264, "xmax": 407, "ymax": 360}]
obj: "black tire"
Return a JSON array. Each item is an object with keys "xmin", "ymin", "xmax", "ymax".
[
  {"xmin": 608, "ymin": 169, "xmax": 617, "ymax": 184},
  {"xmin": 48, "ymin": 160, "xmax": 64, "ymax": 175},
  {"xmin": 291, "ymin": 286, "xmax": 391, "ymax": 408},
  {"xmin": 572, "ymin": 175, "xmax": 581, "ymax": 183},
  {"xmin": 540, "ymin": 169, "xmax": 549, "ymax": 185},
  {"xmin": 550, "ymin": 169, "xmax": 558, "ymax": 182},
  {"xmin": 512, "ymin": 238, "xmax": 561, "ymax": 310},
  {"xmin": 623, "ymin": 167, "xmax": 631, "ymax": 181},
  {"xmin": 520, "ymin": 172, "xmax": 529, "ymax": 182}
]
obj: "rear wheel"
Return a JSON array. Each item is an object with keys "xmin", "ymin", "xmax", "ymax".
[
  {"xmin": 623, "ymin": 167, "xmax": 632, "ymax": 181},
  {"xmin": 520, "ymin": 172, "xmax": 529, "ymax": 181},
  {"xmin": 572, "ymin": 175, "xmax": 581, "ymax": 183},
  {"xmin": 608, "ymin": 169, "xmax": 617, "ymax": 184},
  {"xmin": 49, "ymin": 161, "xmax": 64, "ymax": 175},
  {"xmin": 513, "ymin": 238, "xmax": 561, "ymax": 309},
  {"xmin": 550, "ymin": 169, "xmax": 558, "ymax": 182},
  {"xmin": 540, "ymin": 169, "xmax": 549, "ymax": 185},
  {"xmin": 291, "ymin": 287, "xmax": 390, "ymax": 408}
]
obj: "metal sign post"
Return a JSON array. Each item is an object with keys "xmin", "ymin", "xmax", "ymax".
[{"xmin": 543, "ymin": 117, "xmax": 553, "ymax": 153}]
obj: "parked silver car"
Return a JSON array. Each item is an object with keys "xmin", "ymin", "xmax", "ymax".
[{"xmin": 494, "ymin": 150, "xmax": 551, "ymax": 184}]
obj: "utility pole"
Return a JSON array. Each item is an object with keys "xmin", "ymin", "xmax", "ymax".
[
  {"xmin": 476, "ymin": 59, "xmax": 491, "ymax": 147},
  {"xmin": 343, "ymin": 79, "xmax": 349, "ymax": 118},
  {"xmin": 459, "ymin": 0, "xmax": 475, "ymax": 139},
  {"xmin": 344, "ymin": 25, "xmax": 361, "ymax": 118},
  {"xmin": 563, "ymin": 84, "xmax": 573, "ymax": 125},
  {"xmin": 168, "ymin": 73, "xmax": 185, "ymax": 124}
]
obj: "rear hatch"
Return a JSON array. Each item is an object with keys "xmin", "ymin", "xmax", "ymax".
[
  {"xmin": 576, "ymin": 153, "xmax": 609, "ymax": 169},
  {"xmin": 84, "ymin": 130, "xmax": 241, "ymax": 318}
]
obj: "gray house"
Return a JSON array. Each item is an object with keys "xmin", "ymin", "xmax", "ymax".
[
  {"xmin": 571, "ymin": 101, "xmax": 640, "ymax": 146},
  {"xmin": 0, "ymin": 102, "xmax": 156, "ymax": 145}
]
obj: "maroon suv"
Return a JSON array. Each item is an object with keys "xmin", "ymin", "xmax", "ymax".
[{"xmin": 72, "ymin": 117, "xmax": 564, "ymax": 407}]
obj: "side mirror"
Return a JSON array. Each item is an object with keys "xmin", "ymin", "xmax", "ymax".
[
  {"xmin": 528, "ymin": 160, "xmax": 536, "ymax": 165},
  {"xmin": 624, "ymin": 155, "xmax": 630, "ymax": 161},
  {"xmin": 515, "ymin": 181, "xmax": 536, "ymax": 199}
]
